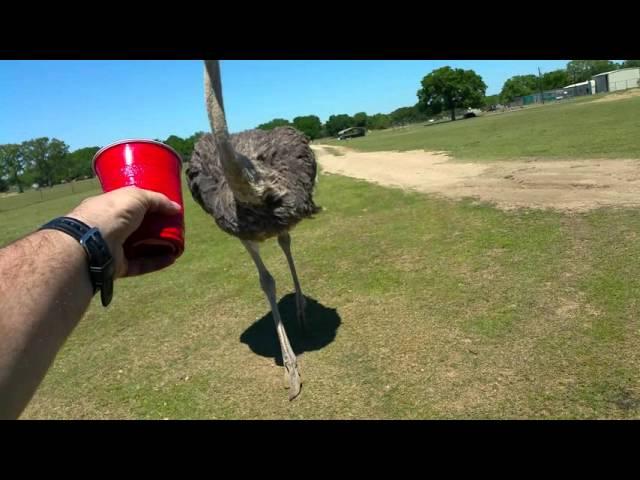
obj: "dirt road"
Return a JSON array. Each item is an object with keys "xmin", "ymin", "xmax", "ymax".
[{"xmin": 313, "ymin": 145, "xmax": 640, "ymax": 212}]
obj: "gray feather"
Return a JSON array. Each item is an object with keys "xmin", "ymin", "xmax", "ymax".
[{"xmin": 186, "ymin": 126, "xmax": 320, "ymax": 241}]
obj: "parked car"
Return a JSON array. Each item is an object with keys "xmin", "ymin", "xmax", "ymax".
[
  {"xmin": 463, "ymin": 108, "xmax": 483, "ymax": 119},
  {"xmin": 337, "ymin": 127, "xmax": 366, "ymax": 140}
]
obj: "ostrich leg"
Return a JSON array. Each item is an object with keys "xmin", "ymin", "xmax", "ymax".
[
  {"xmin": 242, "ymin": 240, "xmax": 302, "ymax": 400},
  {"xmin": 277, "ymin": 232, "xmax": 307, "ymax": 332}
]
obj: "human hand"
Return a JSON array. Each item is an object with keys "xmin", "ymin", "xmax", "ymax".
[{"xmin": 67, "ymin": 186, "xmax": 182, "ymax": 278}]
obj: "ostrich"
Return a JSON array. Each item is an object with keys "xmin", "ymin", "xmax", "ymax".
[{"xmin": 186, "ymin": 60, "xmax": 320, "ymax": 400}]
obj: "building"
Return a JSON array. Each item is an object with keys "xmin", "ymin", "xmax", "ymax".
[
  {"xmin": 562, "ymin": 80, "xmax": 595, "ymax": 97},
  {"xmin": 592, "ymin": 68, "xmax": 640, "ymax": 93}
]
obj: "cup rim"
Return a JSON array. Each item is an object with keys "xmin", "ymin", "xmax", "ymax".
[{"xmin": 92, "ymin": 139, "xmax": 183, "ymax": 175}]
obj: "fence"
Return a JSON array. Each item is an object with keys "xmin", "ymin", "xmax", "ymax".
[
  {"xmin": 0, "ymin": 178, "xmax": 100, "ymax": 212},
  {"xmin": 521, "ymin": 89, "xmax": 571, "ymax": 106},
  {"xmin": 513, "ymin": 78, "xmax": 640, "ymax": 107}
]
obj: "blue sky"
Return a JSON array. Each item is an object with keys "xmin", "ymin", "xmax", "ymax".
[{"xmin": 0, "ymin": 60, "xmax": 570, "ymax": 150}]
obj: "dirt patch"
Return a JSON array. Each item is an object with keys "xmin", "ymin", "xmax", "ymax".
[
  {"xmin": 313, "ymin": 145, "xmax": 640, "ymax": 212},
  {"xmin": 591, "ymin": 88, "xmax": 640, "ymax": 104}
]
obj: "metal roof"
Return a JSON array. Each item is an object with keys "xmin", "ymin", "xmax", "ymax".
[
  {"xmin": 563, "ymin": 80, "xmax": 593, "ymax": 88},
  {"xmin": 592, "ymin": 67, "xmax": 640, "ymax": 78},
  {"xmin": 337, "ymin": 127, "xmax": 364, "ymax": 135}
]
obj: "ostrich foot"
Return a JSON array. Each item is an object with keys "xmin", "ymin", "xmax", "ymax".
[{"xmin": 283, "ymin": 361, "xmax": 302, "ymax": 401}]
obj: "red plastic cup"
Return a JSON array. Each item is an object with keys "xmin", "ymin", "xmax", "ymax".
[{"xmin": 92, "ymin": 139, "xmax": 185, "ymax": 260}]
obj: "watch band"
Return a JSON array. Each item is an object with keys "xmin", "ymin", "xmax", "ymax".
[{"xmin": 39, "ymin": 216, "xmax": 115, "ymax": 307}]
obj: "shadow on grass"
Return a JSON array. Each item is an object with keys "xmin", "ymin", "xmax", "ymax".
[{"xmin": 240, "ymin": 293, "xmax": 341, "ymax": 366}]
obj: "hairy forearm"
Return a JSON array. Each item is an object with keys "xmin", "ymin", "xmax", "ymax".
[
  {"xmin": 0, "ymin": 187, "xmax": 180, "ymax": 419},
  {"xmin": 0, "ymin": 230, "xmax": 93, "ymax": 419}
]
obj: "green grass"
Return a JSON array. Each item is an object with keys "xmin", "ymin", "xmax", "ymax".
[
  {"xmin": 0, "ymin": 178, "xmax": 99, "ymax": 212},
  {"xmin": 323, "ymin": 94, "xmax": 640, "ymax": 160},
  {"xmin": 2, "ymin": 172, "xmax": 640, "ymax": 419}
]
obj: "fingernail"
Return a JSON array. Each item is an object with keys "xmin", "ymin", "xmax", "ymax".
[{"xmin": 171, "ymin": 201, "xmax": 181, "ymax": 210}]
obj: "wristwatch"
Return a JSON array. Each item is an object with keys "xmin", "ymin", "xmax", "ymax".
[{"xmin": 39, "ymin": 216, "xmax": 115, "ymax": 307}]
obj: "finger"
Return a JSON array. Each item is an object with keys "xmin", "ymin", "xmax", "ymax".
[
  {"xmin": 134, "ymin": 189, "xmax": 182, "ymax": 216},
  {"xmin": 125, "ymin": 254, "xmax": 176, "ymax": 277}
]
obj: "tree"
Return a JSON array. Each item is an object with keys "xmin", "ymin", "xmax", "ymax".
[
  {"xmin": 0, "ymin": 144, "xmax": 27, "ymax": 193},
  {"xmin": 21, "ymin": 138, "xmax": 70, "ymax": 187},
  {"xmin": 483, "ymin": 94, "xmax": 501, "ymax": 107},
  {"xmin": 541, "ymin": 69, "xmax": 570, "ymax": 90},
  {"xmin": 66, "ymin": 146, "xmax": 101, "ymax": 180},
  {"xmin": 163, "ymin": 135, "xmax": 189, "ymax": 162},
  {"xmin": 389, "ymin": 105, "xmax": 427, "ymax": 126},
  {"xmin": 162, "ymin": 132, "xmax": 204, "ymax": 164},
  {"xmin": 0, "ymin": 176, "xmax": 8, "ymax": 193},
  {"xmin": 499, "ymin": 74, "xmax": 539, "ymax": 103},
  {"xmin": 317, "ymin": 126, "xmax": 329, "ymax": 139},
  {"xmin": 621, "ymin": 60, "xmax": 640, "ymax": 69},
  {"xmin": 184, "ymin": 132, "xmax": 205, "ymax": 162},
  {"xmin": 292, "ymin": 115, "xmax": 322, "ymax": 140},
  {"xmin": 352, "ymin": 112, "xmax": 368, "ymax": 128},
  {"xmin": 417, "ymin": 66, "xmax": 487, "ymax": 121},
  {"xmin": 367, "ymin": 113, "xmax": 391, "ymax": 130},
  {"xmin": 257, "ymin": 118, "xmax": 291, "ymax": 130},
  {"xmin": 324, "ymin": 114, "xmax": 354, "ymax": 137},
  {"xmin": 566, "ymin": 60, "xmax": 619, "ymax": 83}
]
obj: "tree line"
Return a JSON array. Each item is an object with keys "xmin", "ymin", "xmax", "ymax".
[
  {"xmin": 3, "ymin": 60, "xmax": 637, "ymax": 193},
  {"xmin": 499, "ymin": 60, "xmax": 640, "ymax": 103},
  {"xmin": 0, "ymin": 139, "xmax": 99, "ymax": 193},
  {"xmin": 256, "ymin": 108, "xmax": 431, "ymax": 139},
  {"xmin": 257, "ymin": 64, "xmax": 489, "ymax": 136},
  {"xmin": 0, "ymin": 133, "xmax": 204, "ymax": 194},
  {"xmin": 256, "ymin": 60, "xmax": 640, "ymax": 139}
]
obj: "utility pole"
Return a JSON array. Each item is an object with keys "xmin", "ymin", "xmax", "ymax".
[{"xmin": 538, "ymin": 67, "xmax": 545, "ymax": 104}]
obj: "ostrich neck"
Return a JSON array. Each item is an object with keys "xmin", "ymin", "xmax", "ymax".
[
  {"xmin": 204, "ymin": 61, "xmax": 263, "ymax": 204},
  {"xmin": 218, "ymin": 140, "xmax": 263, "ymax": 204}
]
